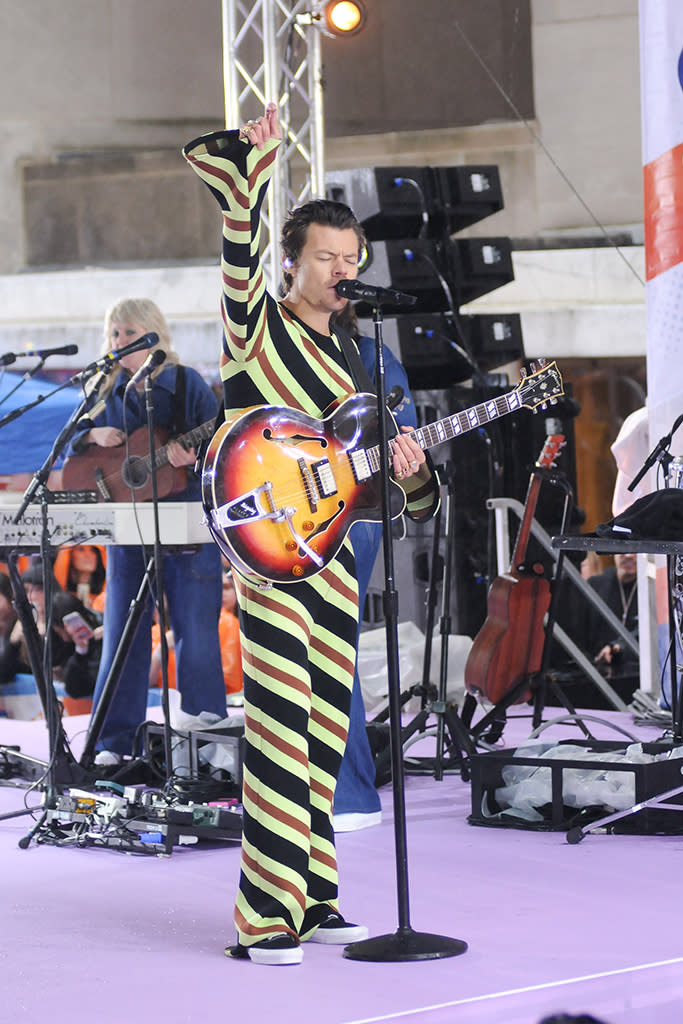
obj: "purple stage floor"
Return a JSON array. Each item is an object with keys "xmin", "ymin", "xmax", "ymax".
[{"xmin": 2, "ymin": 706, "xmax": 683, "ymax": 1024}]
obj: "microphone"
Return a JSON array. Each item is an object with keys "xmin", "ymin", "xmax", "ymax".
[
  {"xmin": 82, "ymin": 332, "xmax": 159, "ymax": 377},
  {"xmin": 335, "ymin": 279, "xmax": 417, "ymax": 308},
  {"xmin": 13, "ymin": 344, "xmax": 79, "ymax": 360},
  {"xmin": 124, "ymin": 349, "xmax": 166, "ymax": 390},
  {"xmin": 0, "ymin": 353, "xmax": 16, "ymax": 367}
]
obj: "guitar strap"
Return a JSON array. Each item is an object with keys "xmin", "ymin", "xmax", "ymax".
[
  {"xmin": 334, "ymin": 326, "xmax": 375, "ymax": 395},
  {"xmin": 171, "ymin": 364, "xmax": 187, "ymax": 436}
]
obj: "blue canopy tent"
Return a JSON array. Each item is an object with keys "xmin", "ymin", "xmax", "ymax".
[{"xmin": 0, "ymin": 370, "xmax": 82, "ymax": 475}]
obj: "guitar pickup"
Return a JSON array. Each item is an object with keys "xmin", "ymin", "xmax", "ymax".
[
  {"xmin": 348, "ymin": 448, "xmax": 372, "ymax": 484},
  {"xmin": 312, "ymin": 459, "xmax": 337, "ymax": 498}
]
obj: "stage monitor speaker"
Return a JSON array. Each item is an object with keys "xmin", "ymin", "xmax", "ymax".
[
  {"xmin": 447, "ymin": 238, "xmax": 515, "ymax": 305},
  {"xmin": 355, "ymin": 238, "xmax": 451, "ymax": 316},
  {"xmin": 326, "ymin": 166, "xmax": 435, "ymax": 240},
  {"xmin": 325, "ymin": 165, "xmax": 505, "ymax": 240},
  {"xmin": 384, "ymin": 312, "xmax": 524, "ymax": 390},
  {"xmin": 433, "ymin": 165, "xmax": 504, "ymax": 232}
]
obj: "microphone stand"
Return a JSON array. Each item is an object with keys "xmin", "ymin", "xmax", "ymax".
[
  {"xmin": 12, "ymin": 372, "xmax": 108, "ymax": 523},
  {"xmin": 343, "ymin": 299, "xmax": 467, "ymax": 964},
  {"xmin": 627, "ymin": 413, "xmax": 683, "ymax": 495},
  {"xmin": 0, "ymin": 356, "xmax": 47, "ymax": 410},
  {"xmin": 141, "ymin": 375, "xmax": 174, "ymax": 786},
  {"xmin": 0, "ymin": 370, "xmax": 90, "ymax": 433},
  {"xmin": 1, "ymin": 374, "xmax": 108, "ymax": 838}
]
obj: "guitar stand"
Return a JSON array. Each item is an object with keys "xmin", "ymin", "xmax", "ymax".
[
  {"xmin": 374, "ymin": 459, "xmax": 479, "ymax": 786},
  {"xmin": 460, "ymin": 466, "xmax": 597, "ymax": 747}
]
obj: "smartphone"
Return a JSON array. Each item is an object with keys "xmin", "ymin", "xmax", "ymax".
[{"xmin": 62, "ymin": 610, "xmax": 94, "ymax": 640}]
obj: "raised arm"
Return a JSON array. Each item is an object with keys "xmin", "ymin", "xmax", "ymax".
[{"xmin": 182, "ymin": 104, "xmax": 282, "ymax": 366}]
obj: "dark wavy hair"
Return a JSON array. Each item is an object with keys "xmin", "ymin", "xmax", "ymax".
[{"xmin": 280, "ymin": 199, "xmax": 366, "ymax": 292}]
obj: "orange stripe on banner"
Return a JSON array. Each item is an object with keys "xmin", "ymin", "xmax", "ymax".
[{"xmin": 644, "ymin": 143, "xmax": 683, "ymax": 281}]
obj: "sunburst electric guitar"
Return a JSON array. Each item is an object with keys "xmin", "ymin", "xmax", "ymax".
[{"xmin": 202, "ymin": 361, "xmax": 564, "ymax": 584}]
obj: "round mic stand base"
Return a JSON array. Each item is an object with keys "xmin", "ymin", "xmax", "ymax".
[{"xmin": 344, "ymin": 926, "xmax": 467, "ymax": 963}]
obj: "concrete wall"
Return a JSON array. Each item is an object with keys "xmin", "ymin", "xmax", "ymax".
[
  {"xmin": 0, "ymin": 0, "xmax": 646, "ymax": 363},
  {"xmin": 531, "ymin": 0, "xmax": 642, "ymax": 235},
  {"xmin": 0, "ymin": 0, "xmax": 224, "ymax": 273}
]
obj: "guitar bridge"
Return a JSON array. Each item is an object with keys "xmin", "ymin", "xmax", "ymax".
[
  {"xmin": 94, "ymin": 468, "xmax": 113, "ymax": 502},
  {"xmin": 298, "ymin": 458, "xmax": 319, "ymax": 513}
]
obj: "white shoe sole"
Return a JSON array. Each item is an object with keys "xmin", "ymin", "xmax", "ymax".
[
  {"xmin": 247, "ymin": 946, "xmax": 304, "ymax": 965},
  {"xmin": 333, "ymin": 811, "xmax": 382, "ymax": 833},
  {"xmin": 308, "ymin": 924, "xmax": 369, "ymax": 944}
]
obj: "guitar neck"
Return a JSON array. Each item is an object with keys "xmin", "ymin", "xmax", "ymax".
[
  {"xmin": 147, "ymin": 418, "xmax": 216, "ymax": 472},
  {"xmin": 510, "ymin": 473, "xmax": 542, "ymax": 568},
  {"xmin": 379, "ymin": 388, "xmax": 524, "ymax": 464}
]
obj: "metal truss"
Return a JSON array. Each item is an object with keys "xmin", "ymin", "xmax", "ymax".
[{"xmin": 221, "ymin": 0, "xmax": 325, "ymax": 291}]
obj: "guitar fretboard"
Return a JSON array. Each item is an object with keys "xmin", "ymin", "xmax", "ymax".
[
  {"xmin": 147, "ymin": 419, "xmax": 216, "ymax": 472},
  {"xmin": 366, "ymin": 389, "xmax": 522, "ymax": 471}
]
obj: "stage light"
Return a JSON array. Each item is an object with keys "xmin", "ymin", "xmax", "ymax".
[{"xmin": 322, "ymin": 1, "xmax": 366, "ymax": 37}]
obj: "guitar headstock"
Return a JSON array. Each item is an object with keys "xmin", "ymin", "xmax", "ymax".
[
  {"xmin": 516, "ymin": 360, "xmax": 564, "ymax": 411},
  {"xmin": 536, "ymin": 433, "xmax": 566, "ymax": 469}
]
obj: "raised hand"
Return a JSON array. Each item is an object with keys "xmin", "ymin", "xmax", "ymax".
[{"xmin": 239, "ymin": 102, "xmax": 281, "ymax": 149}]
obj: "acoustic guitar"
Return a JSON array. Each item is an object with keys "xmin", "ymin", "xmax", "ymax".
[
  {"xmin": 201, "ymin": 361, "xmax": 564, "ymax": 584},
  {"xmin": 464, "ymin": 433, "xmax": 566, "ymax": 706},
  {"xmin": 61, "ymin": 419, "xmax": 216, "ymax": 503}
]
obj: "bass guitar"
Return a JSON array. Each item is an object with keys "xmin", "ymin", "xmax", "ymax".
[
  {"xmin": 464, "ymin": 432, "xmax": 566, "ymax": 705},
  {"xmin": 61, "ymin": 419, "xmax": 216, "ymax": 503},
  {"xmin": 201, "ymin": 361, "xmax": 564, "ymax": 584}
]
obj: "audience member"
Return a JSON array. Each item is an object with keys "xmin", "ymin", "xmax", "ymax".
[
  {"xmin": 584, "ymin": 552, "xmax": 638, "ymax": 675},
  {"xmin": 0, "ymin": 571, "xmax": 19, "ymax": 684},
  {"xmin": 219, "ymin": 567, "xmax": 243, "ymax": 696},
  {"xmin": 51, "ymin": 592, "xmax": 103, "ymax": 699},
  {"xmin": 53, "ymin": 545, "xmax": 107, "ymax": 612}
]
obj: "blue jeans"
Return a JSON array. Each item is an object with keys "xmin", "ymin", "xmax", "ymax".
[
  {"xmin": 334, "ymin": 521, "xmax": 383, "ymax": 815},
  {"xmin": 92, "ymin": 542, "xmax": 226, "ymax": 754}
]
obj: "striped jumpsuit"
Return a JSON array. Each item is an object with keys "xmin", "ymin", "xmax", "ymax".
[{"xmin": 183, "ymin": 129, "xmax": 436, "ymax": 946}]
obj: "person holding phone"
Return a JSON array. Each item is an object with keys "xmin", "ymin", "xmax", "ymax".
[{"xmin": 51, "ymin": 592, "xmax": 103, "ymax": 700}]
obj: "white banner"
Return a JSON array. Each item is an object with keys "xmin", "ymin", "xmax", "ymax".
[
  {"xmin": 640, "ymin": 1, "xmax": 683, "ymax": 438},
  {"xmin": 639, "ymin": 1, "xmax": 683, "ymax": 703}
]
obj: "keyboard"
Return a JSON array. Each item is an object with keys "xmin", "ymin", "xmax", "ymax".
[{"xmin": 0, "ymin": 501, "xmax": 211, "ymax": 547}]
